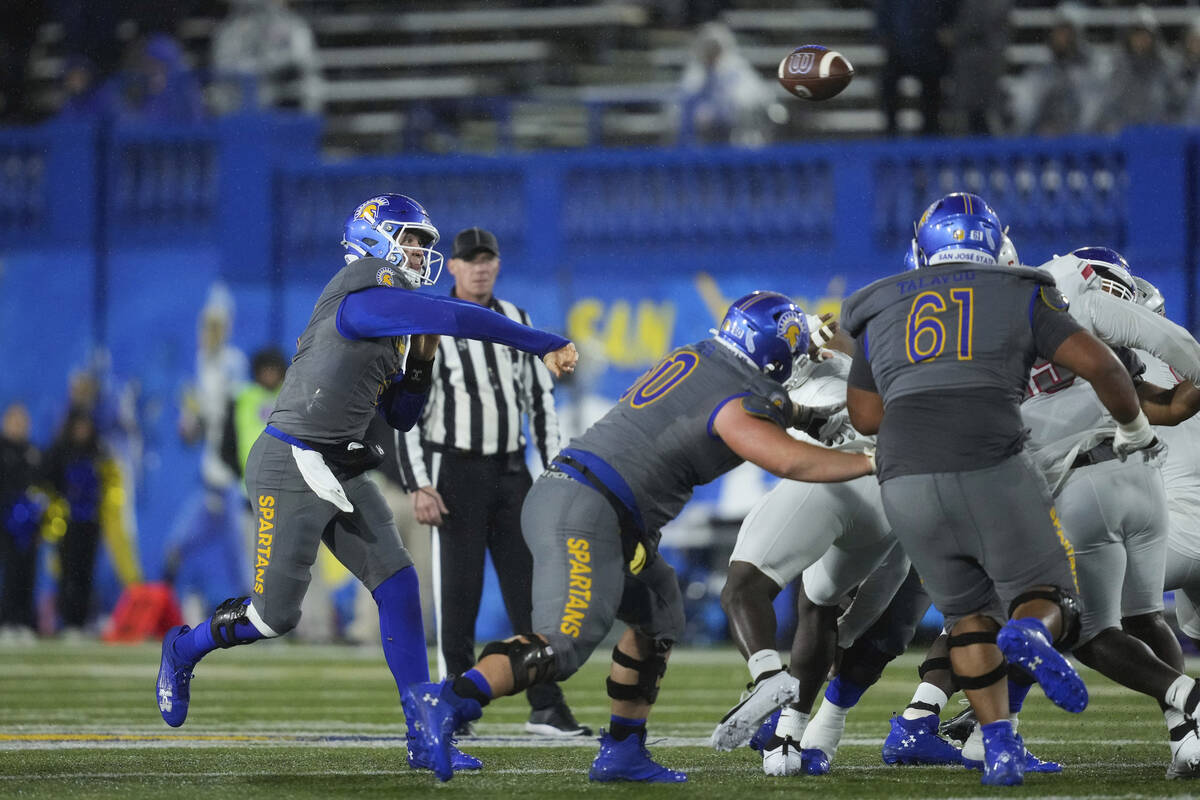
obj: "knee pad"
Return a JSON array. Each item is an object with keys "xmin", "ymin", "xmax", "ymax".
[
  {"xmin": 946, "ymin": 630, "xmax": 1006, "ymax": 690},
  {"xmin": 606, "ymin": 640, "xmax": 670, "ymax": 705},
  {"xmin": 1008, "ymin": 588, "xmax": 1081, "ymax": 650},
  {"xmin": 479, "ymin": 634, "xmax": 557, "ymax": 692},
  {"xmin": 211, "ymin": 596, "xmax": 265, "ymax": 647}
]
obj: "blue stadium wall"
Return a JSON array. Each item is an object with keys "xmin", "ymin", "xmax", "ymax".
[{"xmin": 1, "ymin": 113, "xmax": 1198, "ymax": 590}]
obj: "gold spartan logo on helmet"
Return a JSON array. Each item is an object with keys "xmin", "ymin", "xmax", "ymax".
[
  {"xmin": 777, "ymin": 311, "xmax": 805, "ymax": 351},
  {"xmin": 355, "ymin": 202, "xmax": 381, "ymax": 224}
]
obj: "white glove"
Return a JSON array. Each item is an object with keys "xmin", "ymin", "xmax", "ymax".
[
  {"xmin": 816, "ymin": 409, "xmax": 857, "ymax": 447},
  {"xmin": 1112, "ymin": 410, "xmax": 1161, "ymax": 461},
  {"xmin": 792, "ymin": 400, "xmax": 847, "ymax": 431}
]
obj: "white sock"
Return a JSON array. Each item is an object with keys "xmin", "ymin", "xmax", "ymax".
[
  {"xmin": 801, "ymin": 699, "xmax": 849, "ymax": 758},
  {"xmin": 902, "ymin": 682, "xmax": 949, "ymax": 719},
  {"xmin": 776, "ymin": 707, "xmax": 810, "ymax": 742},
  {"xmin": 1166, "ymin": 675, "xmax": 1197, "ymax": 714},
  {"xmin": 748, "ymin": 649, "xmax": 784, "ymax": 683}
]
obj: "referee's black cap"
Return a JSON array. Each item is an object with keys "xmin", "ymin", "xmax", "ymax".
[{"xmin": 451, "ymin": 227, "xmax": 500, "ymax": 259}]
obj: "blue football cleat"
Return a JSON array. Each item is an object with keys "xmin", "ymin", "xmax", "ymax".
[
  {"xmin": 997, "ymin": 618, "xmax": 1088, "ymax": 714},
  {"xmin": 882, "ymin": 715, "xmax": 963, "ymax": 765},
  {"xmin": 406, "ymin": 734, "xmax": 483, "ymax": 772},
  {"xmin": 802, "ymin": 748, "xmax": 831, "ymax": 775},
  {"xmin": 156, "ymin": 624, "xmax": 194, "ymax": 728},
  {"xmin": 401, "ymin": 681, "xmax": 482, "ymax": 782},
  {"xmin": 964, "ymin": 733, "xmax": 1062, "ymax": 773},
  {"xmin": 980, "ymin": 721, "xmax": 1024, "ymax": 786},
  {"xmin": 748, "ymin": 709, "xmax": 782, "ymax": 753},
  {"xmin": 589, "ymin": 730, "xmax": 688, "ymax": 783}
]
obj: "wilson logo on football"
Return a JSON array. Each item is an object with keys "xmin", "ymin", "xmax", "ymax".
[{"xmin": 788, "ymin": 52, "xmax": 815, "ymax": 74}]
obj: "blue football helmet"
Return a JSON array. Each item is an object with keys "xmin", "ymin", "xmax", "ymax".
[
  {"xmin": 914, "ymin": 192, "xmax": 1003, "ymax": 267},
  {"xmin": 716, "ymin": 291, "xmax": 810, "ymax": 383},
  {"xmin": 1071, "ymin": 246, "xmax": 1136, "ymax": 301},
  {"xmin": 341, "ymin": 194, "xmax": 443, "ymax": 288}
]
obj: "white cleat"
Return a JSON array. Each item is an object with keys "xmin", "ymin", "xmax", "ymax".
[
  {"xmin": 1168, "ymin": 729, "xmax": 1200, "ymax": 780},
  {"xmin": 710, "ymin": 671, "xmax": 801, "ymax": 752},
  {"xmin": 762, "ymin": 735, "xmax": 806, "ymax": 777}
]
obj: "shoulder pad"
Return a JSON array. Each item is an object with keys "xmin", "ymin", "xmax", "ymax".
[
  {"xmin": 740, "ymin": 391, "xmax": 790, "ymax": 428},
  {"xmin": 1037, "ymin": 285, "xmax": 1070, "ymax": 312}
]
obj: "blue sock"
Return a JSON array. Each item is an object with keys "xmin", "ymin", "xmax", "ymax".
[
  {"xmin": 171, "ymin": 598, "xmax": 265, "ymax": 665},
  {"xmin": 1007, "ymin": 676, "xmax": 1034, "ymax": 714},
  {"xmin": 610, "ymin": 714, "xmax": 646, "ymax": 741},
  {"xmin": 373, "ymin": 566, "xmax": 429, "ymax": 691},
  {"xmin": 824, "ymin": 675, "xmax": 868, "ymax": 708},
  {"xmin": 463, "ymin": 669, "xmax": 493, "ymax": 698}
]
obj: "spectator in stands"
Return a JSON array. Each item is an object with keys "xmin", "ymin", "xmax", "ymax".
[
  {"xmin": 945, "ymin": 0, "xmax": 1013, "ymax": 135},
  {"xmin": 1011, "ymin": 3, "xmax": 1108, "ymax": 137},
  {"xmin": 210, "ymin": 0, "xmax": 324, "ymax": 115},
  {"xmin": 0, "ymin": 0, "xmax": 46, "ymax": 122},
  {"xmin": 678, "ymin": 21, "xmax": 775, "ymax": 147},
  {"xmin": 0, "ymin": 403, "xmax": 43, "ymax": 642},
  {"xmin": 1093, "ymin": 6, "xmax": 1182, "ymax": 133},
  {"xmin": 115, "ymin": 33, "xmax": 206, "ymax": 123},
  {"xmin": 164, "ymin": 285, "xmax": 249, "ymax": 614},
  {"xmin": 875, "ymin": 0, "xmax": 955, "ymax": 136},
  {"xmin": 44, "ymin": 410, "xmax": 105, "ymax": 636},
  {"xmin": 1176, "ymin": 20, "xmax": 1200, "ymax": 123},
  {"xmin": 57, "ymin": 56, "xmax": 120, "ymax": 120}
]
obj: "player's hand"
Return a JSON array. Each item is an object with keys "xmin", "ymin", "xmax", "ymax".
[
  {"xmin": 816, "ymin": 409, "xmax": 857, "ymax": 446},
  {"xmin": 543, "ymin": 342, "xmax": 578, "ymax": 378},
  {"xmin": 413, "ymin": 486, "xmax": 449, "ymax": 526},
  {"xmin": 807, "ymin": 313, "xmax": 838, "ymax": 354},
  {"xmin": 412, "ymin": 334, "xmax": 440, "ymax": 361},
  {"xmin": 791, "ymin": 399, "xmax": 846, "ymax": 431},
  {"xmin": 1113, "ymin": 409, "xmax": 1159, "ymax": 460}
]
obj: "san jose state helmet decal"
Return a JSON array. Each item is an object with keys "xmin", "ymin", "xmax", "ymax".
[
  {"xmin": 914, "ymin": 192, "xmax": 1003, "ymax": 267},
  {"xmin": 716, "ymin": 291, "xmax": 810, "ymax": 383},
  {"xmin": 341, "ymin": 193, "xmax": 444, "ymax": 288}
]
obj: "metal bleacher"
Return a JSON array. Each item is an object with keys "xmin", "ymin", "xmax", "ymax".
[{"xmin": 19, "ymin": 1, "xmax": 1200, "ymax": 154}]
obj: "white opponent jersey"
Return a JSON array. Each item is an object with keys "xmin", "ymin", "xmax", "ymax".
[
  {"xmin": 1138, "ymin": 350, "xmax": 1200, "ymax": 559},
  {"xmin": 786, "ymin": 350, "xmax": 874, "ymax": 454},
  {"xmin": 1041, "ymin": 253, "xmax": 1200, "ymax": 383}
]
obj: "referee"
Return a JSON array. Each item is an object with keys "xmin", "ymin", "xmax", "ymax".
[{"xmin": 396, "ymin": 227, "xmax": 589, "ymax": 737}]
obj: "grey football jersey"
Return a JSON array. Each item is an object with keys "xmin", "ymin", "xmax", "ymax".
[
  {"xmin": 567, "ymin": 339, "xmax": 790, "ymax": 533},
  {"xmin": 269, "ymin": 258, "xmax": 410, "ymax": 445},
  {"xmin": 841, "ymin": 263, "xmax": 1083, "ymax": 480}
]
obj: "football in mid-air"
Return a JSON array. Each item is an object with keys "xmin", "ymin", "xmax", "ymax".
[{"xmin": 777, "ymin": 45, "xmax": 854, "ymax": 101}]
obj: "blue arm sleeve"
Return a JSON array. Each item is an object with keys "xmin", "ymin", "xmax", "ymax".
[
  {"xmin": 377, "ymin": 382, "xmax": 429, "ymax": 432},
  {"xmin": 337, "ymin": 288, "xmax": 570, "ymax": 357}
]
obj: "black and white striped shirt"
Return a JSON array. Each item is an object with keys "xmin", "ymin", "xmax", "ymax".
[{"xmin": 395, "ymin": 293, "xmax": 560, "ymax": 491}]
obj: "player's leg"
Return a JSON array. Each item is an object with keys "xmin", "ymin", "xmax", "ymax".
[
  {"xmin": 157, "ymin": 434, "xmax": 331, "ymax": 727},
  {"xmin": 1165, "ymin": 544, "xmax": 1200, "ymax": 650},
  {"xmin": 1072, "ymin": 461, "xmax": 1200, "ymax": 777},
  {"xmin": 590, "ymin": 554, "xmax": 688, "ymax": 783},
  {"xmin": 882, "ymin": 467, "xmax": 1030, "ymax": 786},
  {"xmin": 488, "ymin": 465, "xmax": 589, "ymax": 736},
  {"xmin": 884, "ymin": 631, "xmax": 966, "ymax": 766},
  {"xmin": 712, "ymin": 479, "xmax": 845, "ymax": 752},
  {"xmin": 403, "ymin": 476, "xmax": 625, "ymax": 781},
  {"xmin": 321, "ymin": 472, "xmax": 478, "ymax": 773},
  {"xmin": 811, "ymin": 558, "xmax": 928, "ymax": 766},
  {"xmin": 766, "ymin": 519, "xmax": 898, "ymax": 775},
  {"xmin": 434, "ymin": 453, "xmax": 490, "ymax": 681}
]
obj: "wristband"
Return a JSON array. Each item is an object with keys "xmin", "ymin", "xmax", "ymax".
[{"xmin": 399, "ymin": 357, "xmax": 435, "ymax": 393}]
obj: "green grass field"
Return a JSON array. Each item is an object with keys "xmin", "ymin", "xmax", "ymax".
[{"xmin": 0, "ymin": 638, "xmax": 1195, "ymax": 798}]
